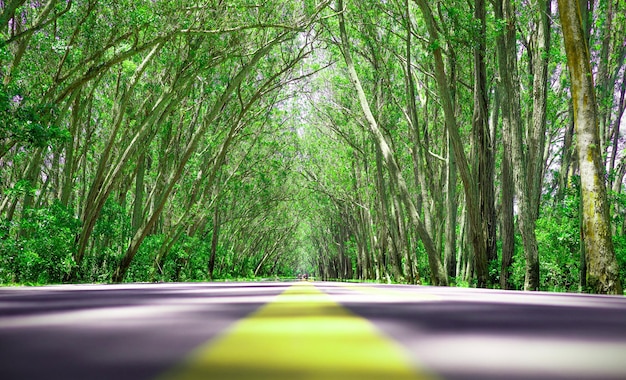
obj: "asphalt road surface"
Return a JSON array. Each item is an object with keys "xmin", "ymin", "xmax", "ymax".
[{"xmin": 1, "ymin": 281, "xmax": 625, "ymax": 379}]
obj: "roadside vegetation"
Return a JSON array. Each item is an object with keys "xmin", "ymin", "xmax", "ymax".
[{"xmin": 1, "ymin": 0, "xmax": 625, "ymax": 293}]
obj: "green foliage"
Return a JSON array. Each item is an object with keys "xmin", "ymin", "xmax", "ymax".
[
  {"xmin": 613, "ymin": 236, "xmax": 626, "ymax": 289},
  {"xmin": 0, "ymin": 85, "xmax": 67, "ymax": 149},
  {"xmin": 0, "ymin": 202, "xmax": 79, "ymax": 284},
  {"xmin": 508, "ymin": 189, "xmax": 583, "ymax": 292},
  {"xmin": 509, "ymin": 234, "xmax": 526, "ymax": 290},
  {"xmin": 535, "ymin": 212, "xmax": 580, "ymax": 292},
  {"xmin": 1, "ymin": 0, "xmax": 624, "ymax": 294},
  {"xmin": 126, "ymin": 234, "xmax": 163, "ymax": 283},
  {"xmin": 92, "ymin": 199, "xmax": 132, "ymax": 247},
  {"xmin": 611, "ymin": 189, "xmax": 626, "ymax": 290}
]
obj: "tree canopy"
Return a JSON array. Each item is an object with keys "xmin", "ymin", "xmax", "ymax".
[{"xmin": 1, "ymin": 0, "xmax": 625, "ymax": 294}]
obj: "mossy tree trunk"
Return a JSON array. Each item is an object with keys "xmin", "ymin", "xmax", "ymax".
[{"xmin": 558, "ymin": 0, "xmax": 623, "ymax": 295}]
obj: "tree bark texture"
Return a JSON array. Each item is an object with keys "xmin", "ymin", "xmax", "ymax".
[
  {"xmin": 558, "ymin": 0, "xmax": 623, "ymax": 294},
  {"xmin": 473, "ymin": 0, "xmax": 497, "ymax": 282},
  {"xmin": 495, "ymin": 0, "xmax": 540, "ymax": 290}
]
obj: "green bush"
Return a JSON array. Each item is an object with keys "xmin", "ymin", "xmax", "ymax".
[
  {"xmin": 0, "ymin": 202, "xmax": 79, "ymax": 284},
  {"xmin": 612, "ymin": 235, "xmax": 626, "ymax": 291},
  {"xmin": 535, "ymin": 212, "xmax": 580, "ymax": 292},
  {"xmin": 125, "ymin": 234, "xmax": 163, "ymax": 283}
]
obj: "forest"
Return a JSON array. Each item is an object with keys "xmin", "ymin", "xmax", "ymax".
[{"xmin": 0, "ymin": 0, "xmax": 624, "ymax": 294}]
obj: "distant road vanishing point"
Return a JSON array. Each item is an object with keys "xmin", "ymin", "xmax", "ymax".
[{"xmin": 1, "ymin": 281, "xmax": 625, "ymax": 380}]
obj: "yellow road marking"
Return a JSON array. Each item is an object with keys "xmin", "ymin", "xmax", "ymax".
[{"xmin": 158, "ymin": 282, "xmax": 437, "ymax": 380}]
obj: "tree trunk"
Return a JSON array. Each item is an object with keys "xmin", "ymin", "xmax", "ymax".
[
  {"xmin": 414, "ymin": 0, "xmax": 485, "ymax": 286},
  {"xmin": 609, "ymin": 72, "xmax": 626, "ymax": 192},
  {"xmin": 132, "ymin": 153, "xmax": 146, "ymax": 234},
  {"xmin": 389, "ymin": 184, "xmax": 406, "ymax": 282},
  {"xmin": 557, "ymin": 104, "xmax": 576, "ymax": 202},
  {"xmin": 558, "ymin": 0, "xmax": 623, "ymax": 294},
  {"xmin": 337, "ymin": 0, "xmax": 447, "ymax": 285},
  {"xmin": 529, "ymin": 0, "xmax": 551, "ymax": 220},
  {"xmin": 473, "ymin": 0, "xmax": 497, "ymax": 278},
  {"xmin": 16, "ymin": 148, "xmax": 43, "ymax": 238},
  {"xmin": 208, "ymin": 205, "xmax": 221, "ymax": 281},
  {"xmin": 60, "ymin": 91, "xmax": 84, "ymax": 206},
  {"xmin": 445, "ymin": 132, "xmax": 458, "ymax": 278},
  {"xmin": 501, "ymin": 135, "xmax": 515, "ymax": 290},
  {"xmin": 495, "ymin": 0, "xmax": 540, "ymax": 290}
]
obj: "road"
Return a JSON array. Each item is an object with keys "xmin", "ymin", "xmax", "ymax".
[{"xmin": 0, "ymin": 281, "xmax": 625, "ymax": 379}]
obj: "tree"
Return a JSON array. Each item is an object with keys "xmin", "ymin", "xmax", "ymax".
[
  {"xmin": 336, "ymin": 0, "xmax": 448, "ymax": 285},
  {"xmin": 558, "ymin": 0, "xmax": 623, "ymax": 294},
  {"xmin": 1, "ymin": 0, "xmax": 625, "ymax": 291},
  {"xmin": 495, "ymin": 0, "xmax": 540, "ymax": 290}
]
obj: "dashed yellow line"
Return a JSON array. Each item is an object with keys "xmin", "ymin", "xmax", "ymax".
[{"xmin": 157, "ymin": 282, "xmax": 437, "ymax": 380}]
